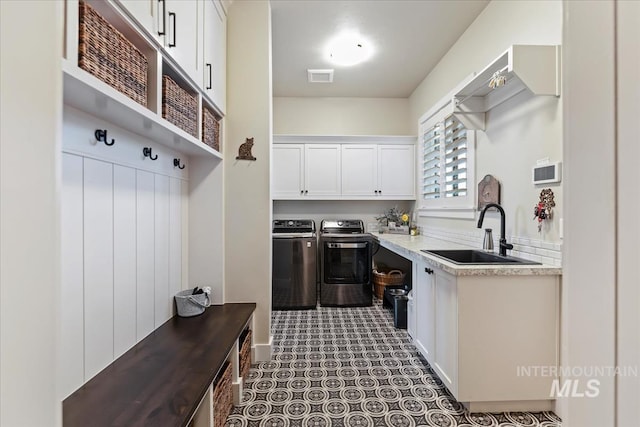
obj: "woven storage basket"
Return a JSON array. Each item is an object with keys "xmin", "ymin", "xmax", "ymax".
[
  {"xmin": 174, "ymin": 289, "xmax": 210, "ymax": 317},
  {"xmin": 213, "ymin": 362, "xmax": 233, "ymax": 427},
  {"xmin": 202, "ymin": 106, "xmax": 221, "ymax": 152},
  {"xmin": 162, "ymin": 75, "xmax": 198, "ymax": 138},
  {"xmin": 373, "ymin": 269, "xmax": 405, "ymax": 299},
  {"xmin": 239, "ymin": 329, "xmax": 252, "ymax": 379},
  {"xmin": 78, "ymin": 1, "xmax": 148, "ymax": 106}
]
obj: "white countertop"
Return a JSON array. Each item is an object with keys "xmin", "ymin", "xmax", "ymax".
[{"xmin": 371, "ymin": 232, "xmax": 562, "ymax": 277}]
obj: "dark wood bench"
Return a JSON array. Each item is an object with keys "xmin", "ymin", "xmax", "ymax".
[{"xmin": 63, "ymin": 303, "xmax": 256, "ymax": 427}]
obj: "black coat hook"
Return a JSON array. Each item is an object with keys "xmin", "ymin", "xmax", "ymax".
[
  {"xmin": 173, "ymin": 158, "xmax": 185, "ymax": 169},
  {"xmin": 143, "ymin": 147, "xmax": 158, "ymax": 160},
  {"xmin": 95, "ymin": 129, "xmax": 115, "ymax": 146}
]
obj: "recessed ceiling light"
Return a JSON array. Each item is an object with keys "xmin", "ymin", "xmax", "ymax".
[{"xmin": 326, "ymin": 32, "xmax": 373, "ymax": 67}]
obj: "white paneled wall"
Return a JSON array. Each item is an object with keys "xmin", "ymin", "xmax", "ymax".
[{"xmin": 61, "ymin": 107, "xmax": 189, "ymax": 398}]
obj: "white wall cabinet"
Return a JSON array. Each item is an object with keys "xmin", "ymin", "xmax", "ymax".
[
  {"xmin": 272, "ymin": 143, "xmax": 341, "ymax": 199},
  {"xmin": 201, "ymin": 0, "xmax": 226, "ymax": 111},
  {"xmin": 117, "ymin": 0, "xmax": 159, "ymax": 41},
  {"xmin": 272, "ymin": 136, "xmax": 416, "ymax": 200},
  {"xmin": 161, "ymin": 0, "xmax": 199, "ymax": 84},
  {"xmin": 341, "ymin": 144, "xmax": 415, "ymax": 199}
]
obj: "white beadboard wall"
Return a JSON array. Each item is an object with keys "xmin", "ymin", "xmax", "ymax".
[{"xmin": 60, "ymin": 107, "xmax": 189, "ymax": 398}]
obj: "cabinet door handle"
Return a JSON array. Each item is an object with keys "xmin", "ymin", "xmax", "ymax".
[
  {"xmin": 206, "ymin": 63, "xmax": 212, "ymax": 90},
  {"xmin": 300, "ymin": 190, "xmax": 304, "ymax": 195},
  {"xmin": 158, "ymin": 0, "xmax": 166, "ymax": 36},
  {"xmin": 304, "ymin": 190, "xmax": 308, "ymax": 194},
  {"xmin": 168, "ymin": 12, "xmax": 176, "ymax": 47},
  {"xmin": 425, "ymin": 267, "xmax": 433, "ymax": 274}
]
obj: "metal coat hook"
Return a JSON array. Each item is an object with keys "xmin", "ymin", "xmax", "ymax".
[
  {"xmin": 173, "ymin": 158, "xmax": 185, "ymax": 169},
  {"xmin": 95, "ymin": 129, "xmax": 115, "ymax": 146},
  {"xmin": 142, "ymin": 147, "xmax": 158, "ymax": 160}
]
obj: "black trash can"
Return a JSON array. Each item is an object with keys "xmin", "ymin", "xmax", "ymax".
[{"xmin": 393, "ymin": 295, "xmax": 408, "ymax": 329}]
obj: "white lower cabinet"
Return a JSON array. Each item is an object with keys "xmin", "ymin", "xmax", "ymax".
[{"xmin": 411, "ymin": 257, "xmax": 559, "ymax": 411}]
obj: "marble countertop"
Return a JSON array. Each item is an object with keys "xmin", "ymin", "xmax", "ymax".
[{"xmin": 371, "ymin": 232, "xmax": 562, "ymax": 277}]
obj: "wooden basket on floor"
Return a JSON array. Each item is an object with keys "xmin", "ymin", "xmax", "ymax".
[
  {"xmin": 78, "ymin": 1, "xmax": 148, "ymax": 106},
  {"xmin": 212, "ymin": 361, "xmax": 232, "ymax": 427},
  {"xmin": 373, "ymin": 269, "xmax": 405, "ymax": 299},
  {"xmin": 162, "ymin": 75, "xmax": 198, "ymax": 138},
  {"xmin": 202, "ymin": 106, "xmax": 221, "ymax": 152},
  {"xmin": 239, "ymin": 329, "xmax": 252, "ymax": 380}
]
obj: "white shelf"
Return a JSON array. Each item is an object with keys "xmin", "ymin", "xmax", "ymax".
[
  {"xmin": 452, "ymin": 45, "xmax": 560, "ymax": 129},
  {"xmin": 62, "ymin": 60, "xmax": 222, "ymax": 159}
]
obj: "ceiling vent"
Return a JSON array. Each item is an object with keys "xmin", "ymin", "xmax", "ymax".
[{"xmin": 307, "ymin": 69, "xmax": 334, "ymax": 83}]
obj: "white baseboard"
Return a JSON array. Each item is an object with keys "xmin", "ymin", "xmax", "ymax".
[{"xmin": 252, "ymin": 335, "xmax": 273, "ymax": 362}]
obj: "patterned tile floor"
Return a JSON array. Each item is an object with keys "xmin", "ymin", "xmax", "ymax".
[{"xmin": 226, "ymin": 303, "xmax": 561, "ymax": 427}]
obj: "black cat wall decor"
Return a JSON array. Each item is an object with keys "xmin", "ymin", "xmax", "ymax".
[{"xmin": 236, "ymin": 137, "xmax": 257, "ymax": 161}]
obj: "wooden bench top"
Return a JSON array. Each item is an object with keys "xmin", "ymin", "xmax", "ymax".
[{"xmin": 63, "ymin": 303, "xmax": 256, "ymax": 427}]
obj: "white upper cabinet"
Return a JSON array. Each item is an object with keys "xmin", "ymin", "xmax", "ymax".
[
  {"xmin": 273, "ymin": 136, "xmax": 416, "ymax": 200},
  {"xmin": 272, "ymin": 144, "xmax": 305, "ymax": 198},
  {"xmin": 272, "ymin": 143, "xmax": 342, "ymax": 199},
  {"xmin": 305, "ymin": 144, "xmax": 342, "ymax": 197},
  {"xmin": 341, "ymin": 144, "xmax": 415, "ymax": 199},
  {"xmin": 201, "ymin": 0, "xmax": 226, "ymax": 112},
  {"xmin": 117, "ymin": 0, "xmax": 159, "ymax": 39},
  {"xmin": 341, "ymin": 145, "xmax": 378, "ymax": 197},
  {"xmin": 161, "ymin": 0, "xmax": 199, "ymax": 83}
]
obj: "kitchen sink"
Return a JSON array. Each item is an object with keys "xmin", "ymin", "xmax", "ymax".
[{"xmin": 420, "ymin": 249, "xmax": 541, "ymax": 265}]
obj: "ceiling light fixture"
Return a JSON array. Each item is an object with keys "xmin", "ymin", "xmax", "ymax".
[{"xmin": 326, "ymin": 32, "xmax": 373, "ymax": 67}]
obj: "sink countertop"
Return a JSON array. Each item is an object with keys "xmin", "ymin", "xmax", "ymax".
[{"xmin": 371, "ymin": 232, "xmax": 562, "ymax": 277}]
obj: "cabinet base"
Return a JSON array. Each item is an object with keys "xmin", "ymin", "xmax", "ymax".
[{"xmin": 463, "ymin": 399, "xmax": 555, "ymax": 413}]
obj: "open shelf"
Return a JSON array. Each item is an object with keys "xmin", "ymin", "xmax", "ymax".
[
  {"xmin": 452, "ymin": 45, "xmax": 560, "ymax": 129},
  {"xmin": 63, "ymin": 60, "xmax": 222, "ymax": 159}
]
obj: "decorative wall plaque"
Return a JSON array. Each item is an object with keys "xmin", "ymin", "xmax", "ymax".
[
  {"xmin": 477, "ymin": 174, "xmax": 501, "ymax": 210},
  {"xmin": 236, "ymin": 137, "xmax": 256, "ymax": 161}
]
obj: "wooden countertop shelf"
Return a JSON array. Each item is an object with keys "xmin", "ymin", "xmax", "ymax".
[{"xmin": 63, "ymin": 303, "xmax": 256, "ymax": 427}]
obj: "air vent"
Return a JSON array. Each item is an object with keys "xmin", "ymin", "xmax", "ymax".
[{"xmin": 307, "ymin": 69, "xmax": 334, "ymax": 83}]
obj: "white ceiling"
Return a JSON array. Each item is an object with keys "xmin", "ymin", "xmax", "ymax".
[{"xmin": 271, "ymin": 0, "xmax": 489, "ymax": 98}]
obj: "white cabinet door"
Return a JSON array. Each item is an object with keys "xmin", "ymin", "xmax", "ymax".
[
  {"xmin": 118, "ymin": 0, "xmax": 158, "ymax": 41},
  {"xmin": 305, "ymin": 144, "xmax": 341, "ymax": 197},
  {"xmin": 83, "ymin": 158, "xmax": 114, "ymax": 381},
  {"xmin": 163, "ymin": 0, "xmax": 199, "ymax": 83},
  {"xmin": 272, "ymin": 144, "xmax": 305, "ymax": 198},
  {"xmin": 434, "ymin": 269, "xmax": 458, "ymax": 396},
  {"xmin": 202, "ymin": 0, "xmax": 226, "ymax": 112},
  {"xmin": 415, "ymin": 260, "xmax": 435, "ymax": 361},
  {"xmin": 378, "ymin": 144, "xmax": 415, "ymax": 198},
  {"xmin": 341, "ymin": 145, "xmax": 377, "ymax": 197},
  {"xmin": 113, "ymin": 165, "xmax": 137, "ymax": 359}
]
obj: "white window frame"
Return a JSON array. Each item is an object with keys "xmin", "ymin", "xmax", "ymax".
[{"xmin": 417, "ymin": 100, "xmax": 476, "ymax": 219}]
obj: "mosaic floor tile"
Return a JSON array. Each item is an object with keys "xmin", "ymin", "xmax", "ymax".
[{"xmin": 226, "ymin": 304, "xmax": 561, "ymax": 427}]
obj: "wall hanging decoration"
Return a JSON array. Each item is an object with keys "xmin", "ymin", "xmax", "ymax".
[
  {"xmin": 534, "ymin": 188, "xmax": 555, "ymax": 232},
  {"xmin": 236, "ymin": 137, "xmax": 256, "ymax": 161},
  {"xmin": 477, "ymin": 174, "xmax": 501, "ymax": 210}
]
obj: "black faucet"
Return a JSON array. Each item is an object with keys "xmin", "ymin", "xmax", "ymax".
[{"xmin": 477, "ymin": 203, "xmax": 513, "ymax": 256}]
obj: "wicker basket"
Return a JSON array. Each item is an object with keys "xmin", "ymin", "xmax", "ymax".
[
  {"xmin": 373, "ymin": 269, "xmax": 405, "ymax": 299},
  {"xmin": 78, "ymin": 1, "xmax": 148, "ymax": 106},
  {"xmin": 213, "ymin": 361, "xmax": 232, "ymax": 427},
  {"xmin": 239, "ymin": 329, "xmax": 252, "ymax": 380},
  {"xmin": 202, "ymin": 106, "xmax": 221, "ymax": 152},
  {"xmin": 162, "ymin": 75, "xmax": 198, "ymax": 138}
]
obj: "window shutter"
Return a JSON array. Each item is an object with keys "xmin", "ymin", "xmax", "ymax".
[
  {"xmin": 444, "ymin": 116, "xmax": 468, "ymax": 198},
  {"xmin": 422, "ymin": 123, "xmax": 441, "ymax": 199}
]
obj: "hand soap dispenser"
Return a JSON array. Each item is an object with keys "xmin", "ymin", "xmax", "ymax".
[{"xmin": 482, "ymin": 228, "xmax": 494, "ymax": 252}]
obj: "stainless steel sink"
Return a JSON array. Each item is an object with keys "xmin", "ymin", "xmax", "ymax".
[{"xmin": 420, "ymin": 249, "xmax": 541, "ymax": 265}]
